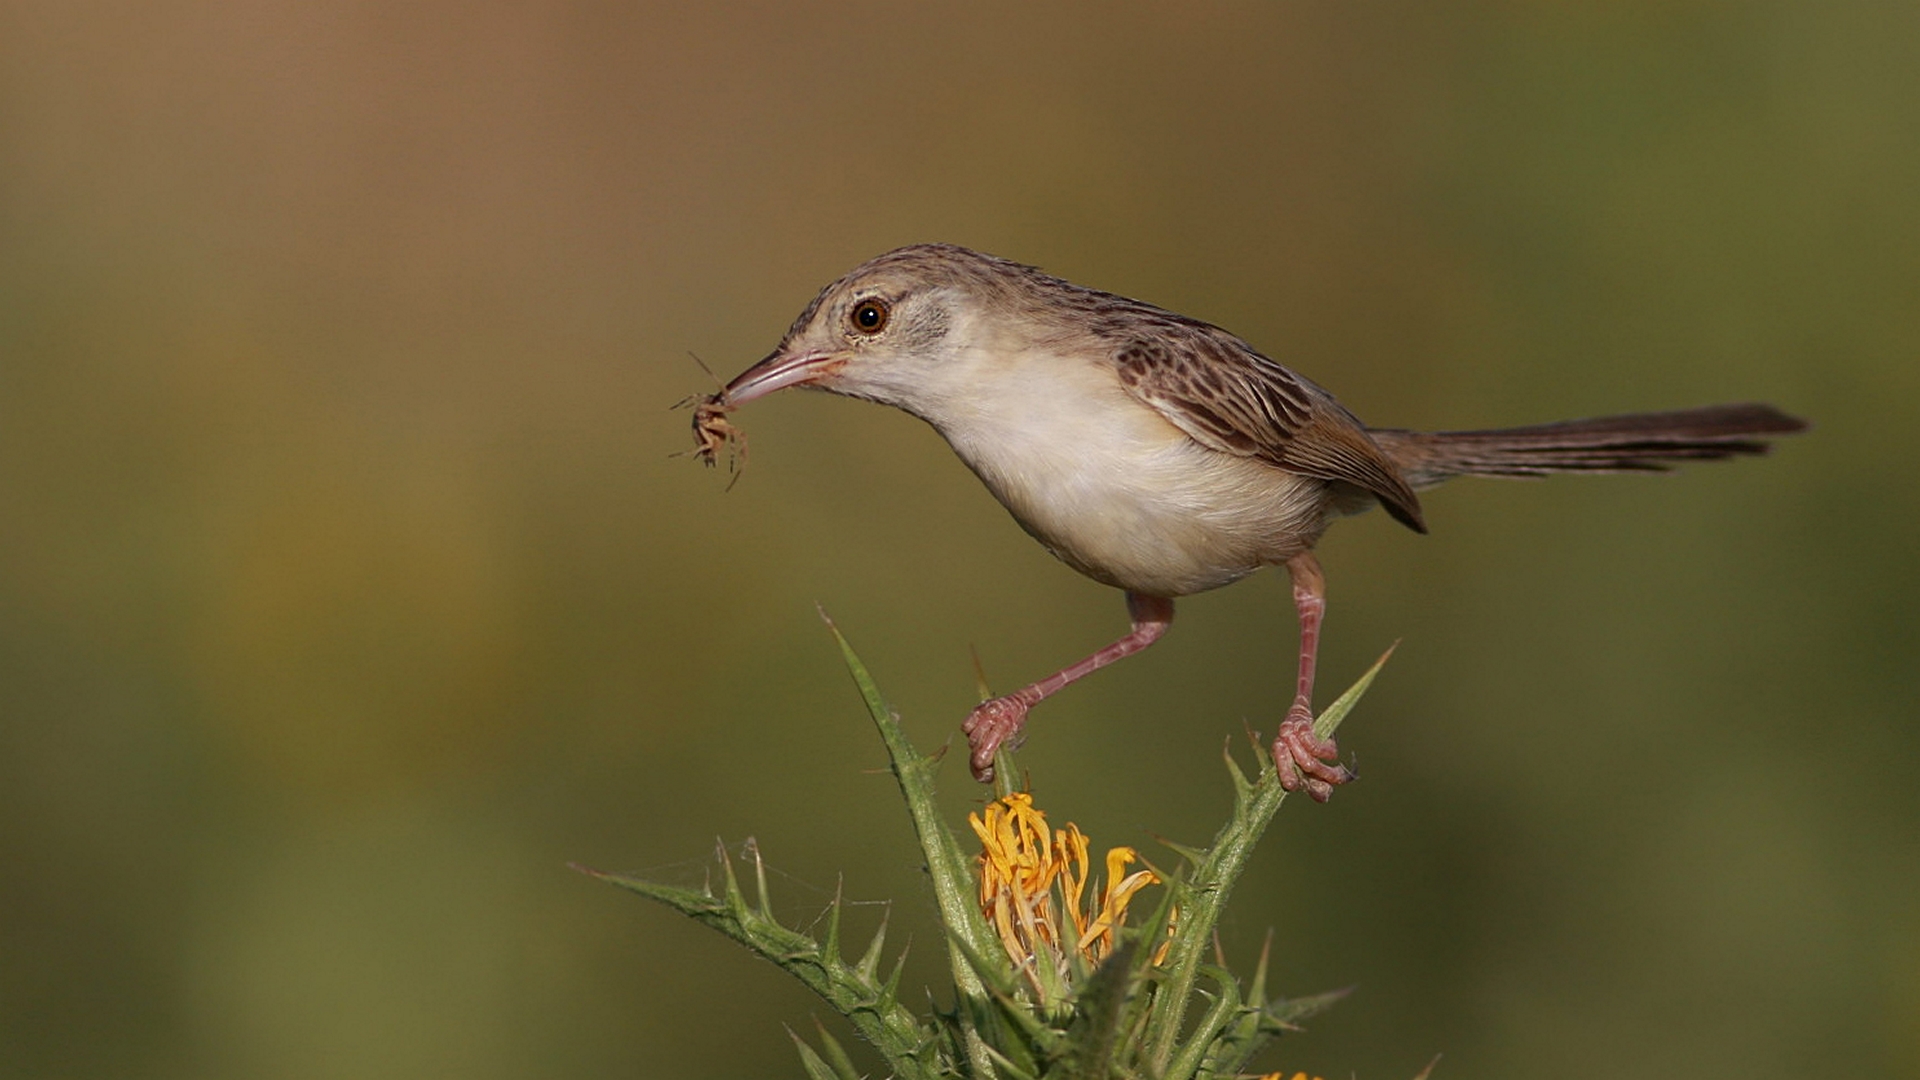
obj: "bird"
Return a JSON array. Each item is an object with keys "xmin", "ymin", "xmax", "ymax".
[{"xmin": 702, "ymin": 243, "xmax": 1806, "ymax": 799}]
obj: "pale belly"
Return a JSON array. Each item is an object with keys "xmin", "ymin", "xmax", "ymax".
[{"xmin": 932, "ymin": 376, "xmax": 1334, "ymax": 597}]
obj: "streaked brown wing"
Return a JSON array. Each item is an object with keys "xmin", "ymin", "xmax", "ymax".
[{"xmin": 1113, "ymin": 330, "xmax": 1427, "ymax": 533}]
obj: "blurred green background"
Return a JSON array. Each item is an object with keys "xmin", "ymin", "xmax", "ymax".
[{"xmin": 2, "ymin": 3, "xmax": 1915, "ymax": 1077}]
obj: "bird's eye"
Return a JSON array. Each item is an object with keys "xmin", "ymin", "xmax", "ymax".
[{"xmin": 849, "ymin": 298, "xmax": 890, "ymax": 335}]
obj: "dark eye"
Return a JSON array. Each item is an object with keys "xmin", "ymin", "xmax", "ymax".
[{"xmin": 850, "ymin": 298, "xmax": 890, "ymax": 334}]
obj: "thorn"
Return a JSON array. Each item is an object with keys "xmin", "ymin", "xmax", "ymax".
[
  {"xmin": 968, "ymin": 643, "xmax": 994, "ymax": 702},
  {"xmin": 745, "ymin": 836, "xmax": 772, "ymax": 918},
  {"xmin": 1240, "ymin": 717, "xmax": 1264, "ymax": 752},
  {"xmin": 1248, "ymin": 927, "xmax": 1274, "ymax": 1001},
  {"xmin": 822, "ymin": 877, "xmax": 844, "ymax": 961}
]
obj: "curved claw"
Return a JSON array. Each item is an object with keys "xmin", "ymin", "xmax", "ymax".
[
  {"xmin": 964, "ymin": 695, "xmax": 1031, "ymax": 783},
  {"xmin": 1272, "ymin": 706, "xmax": 1354, "ymax": 803}
]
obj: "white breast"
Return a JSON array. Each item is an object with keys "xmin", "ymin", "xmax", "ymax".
[{"xmin": 917, "ymin": 347, "xmax": 1330, "ymax": 597}]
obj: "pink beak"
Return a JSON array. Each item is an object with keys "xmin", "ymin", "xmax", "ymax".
[{"xmin": 723, "ymin": 348, "xmax": 843, "ymax": 406}]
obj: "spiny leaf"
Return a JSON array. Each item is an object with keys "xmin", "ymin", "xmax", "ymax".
[
  {"xmin": 717, "ymin": 838, "xmax": 750, "ymax": 921},
  {"xmin": 1162, "ymin": 965, "xmax": 1242, "ymax": 1080},
  {"xmin": 822, "ymin": 611, "xmax": 1003, "ymax": 1080},
  {"xmin": 1247, "ymin": 930, "xmax": 1274, "ymax": 1006},
  {"xmin": 746, "ymin": 836, "xmax": 774, "ymax": 920},
  {"xmin": 944, "ymin": 920, "xmax": 1028, "ymax": 1002},
  {"xmin": 822, "ymin": 881, "xmax": 845, "ymax": 966},
  {"xmin": 854, "ymin": 909, "xmax": 889, "ymax": 984},
  {"xmin": 1265, "ymin": 986, "xmax": 1353, "ymax": 1029},
  {"xmin": 1189, "ymin": 973, "xmax": 1349, "ymax": 1077},
  {"xmin": 978, "ymin": 1042, "xmax": 1042, "ymax": 1080},
  {"xmin": 790, "ymin": 1028, "xmax": 849, "ymax": 1080},
  {"xmin": 1222, "ymin": 739, "xmax": 1256, "ymax": 805},
  {"xmin": 1064, "ymin": 943, "xmax": 1139, "ymax": 1080},
  {"xmin": 580, "ymin": 856, "xmax": 937, "ymax": 1080},
  {"xmin": 811, "ymin": 1018, "xmax": 863, "ymax": 1080},
  {"xmin": 876, "ymin": 946, "xmax": 910, "ymax": 1017},
  {"xmin": 1154, "ymin": 835, "xmax": 1210, "ymax": 868},
  {"xmin": 1316, "ymin": 642, "xmax": 1396, "ymax": 742}
]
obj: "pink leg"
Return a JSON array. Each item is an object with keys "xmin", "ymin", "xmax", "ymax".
[
  {"xmin": 1273, "ymin": 552, "xmax": 1354, "ymax": 802},
  {"xmin": 964, "ymin": 592, "xmax": 1175, "ymax": 782}
]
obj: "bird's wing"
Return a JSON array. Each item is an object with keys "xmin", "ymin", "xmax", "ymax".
[{"xmin": 1113, "ymin": 330, "xmax": 1427, "ymax": 533}]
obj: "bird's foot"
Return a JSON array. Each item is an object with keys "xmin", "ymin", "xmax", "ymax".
[
  {"xmin": 963, "ymin": 694, "xmax": 1032, "ymax": 783},
  {"xmin": 1272, "ymin": 704, "xmax": 1354, "ymax": 803}
]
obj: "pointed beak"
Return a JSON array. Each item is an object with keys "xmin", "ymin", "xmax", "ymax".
[{"xmin": 722, "ymin": 347, "xmax": 845, "ymax": 406}]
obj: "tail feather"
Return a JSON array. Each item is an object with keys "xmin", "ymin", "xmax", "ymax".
[{"xmin": 1370, "ymin": 403, "xmax": 1807, "ymax": 489}]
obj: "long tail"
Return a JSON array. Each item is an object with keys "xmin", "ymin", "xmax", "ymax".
[{"xmin": 1368, "ymin": 403, "xmax": 1808, "ymax": 490}]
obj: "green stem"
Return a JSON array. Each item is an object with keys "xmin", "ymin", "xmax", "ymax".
[
  {"xmin": 823, "ymin": 612, "xmax": 1006, "ymax": 1079},
  {"xmin": 1145, "ymin": 646, "xmax": 1394, "ymax": 1074}
]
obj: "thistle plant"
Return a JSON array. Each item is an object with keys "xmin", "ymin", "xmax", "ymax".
[{"xmin": 579, "ymin": 618, "xmax": 1396, "ymax": 1079}]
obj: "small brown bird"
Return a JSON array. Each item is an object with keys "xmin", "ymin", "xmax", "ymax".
[{"xmin": 708, "ymin": 244, "xmax": 1804, "ymax": 798}]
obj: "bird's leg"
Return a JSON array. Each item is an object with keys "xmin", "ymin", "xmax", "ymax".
[
  {"xmin": 1274, "ymin": 551, "xmax": 1354, "ymax": 802},
  {"xmin": 964, "ymin": 592, "xmax": 1175, "ymax": 782}
]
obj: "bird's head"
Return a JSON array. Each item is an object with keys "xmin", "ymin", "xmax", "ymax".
[{"xmin": 721, "ymin": 244, "xmax": 1030, "ymax": 415}]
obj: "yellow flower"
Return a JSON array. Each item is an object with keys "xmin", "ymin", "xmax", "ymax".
[{"xmin": 968, "ymin": 792, "xmax": 1165, "ymax": 995}]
